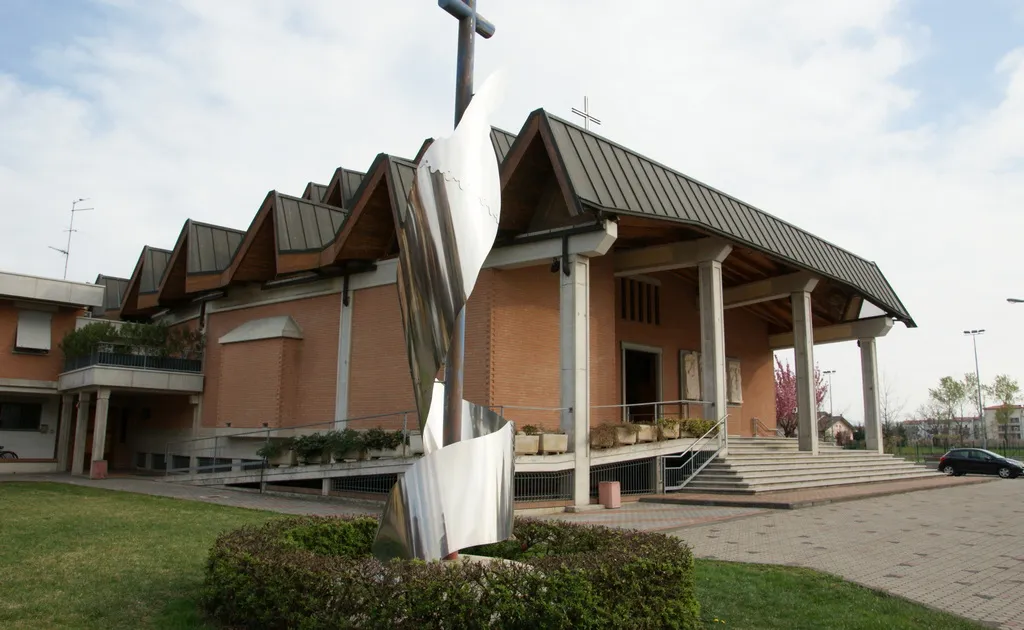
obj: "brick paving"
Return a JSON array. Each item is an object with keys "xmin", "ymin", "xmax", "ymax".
[
  {"xmin": 541, "ymin": 501, "xmax": 766, "ymax": 531},
  {"xmin": 642, "ymin": 474, "xmax": 994, "ymax": 509},
  {"xmin": 665, "ymin": 478, "xmax": 1024, "ymax": 629}
]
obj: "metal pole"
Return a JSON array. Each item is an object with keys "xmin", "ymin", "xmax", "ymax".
[
  {"xmin": 971, "ymin": 334, "xmax": 986, "ymax": 449},
  {"xmin": 442, "ymin": 0, "xmax": 476, "ymax": 451}
]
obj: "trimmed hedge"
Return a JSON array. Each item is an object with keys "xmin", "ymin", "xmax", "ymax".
[{"xmin": 201, "ymin": 516, "xmax": 700, "ymax": 629}]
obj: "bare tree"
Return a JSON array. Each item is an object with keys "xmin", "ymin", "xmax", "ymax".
[{"xmin": 879, "ymin": 372, "xmax": 907, "ymax": 443}]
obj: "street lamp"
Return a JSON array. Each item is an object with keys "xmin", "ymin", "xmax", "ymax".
[
  {"xmin": 1008, "ymin": 298, "xmax": 1024, "ymax": 304},
  {"xmin": 823, "ymin": 369, "xmax": 837, "ymax": 417},
  {"xmin": 964, "ymin": 329, "xmax": 986, "ymax": 448}
]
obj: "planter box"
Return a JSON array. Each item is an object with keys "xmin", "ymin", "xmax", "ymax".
[
  {"xmin": 368, "ymin": 448, "xmax": 401, "ymax": 460},
  {"xmin": 405, "ymin": 434, "xmax": 424, "ymax": 455},
  {"xmin": 268, "ymin": 450, "xmax": 297, "ymax": 467},
  {"xmin": 636, "ymin": 425, "xmax": 657, "ymax": 443},
  {"xmin": 336, "ymin": 450, "xmax": 367, "ymax": 463},
  {"xmin": 615, "ymin": 427, "xmax": 638, "ymax": 446},
  {"xmin": 659, "ymin": 425, "xmax": 680, "ymax": 440},
  {"xmin": 539, "ymin": 433, "xmax": 568, "ymax": 454},
  {"xmin": 515, "ymin": 434, "xmax": 540, "ymax": 455},
  {"xmin": 302, "ymin": 452, "xmax": 325, "ymax": 465}
]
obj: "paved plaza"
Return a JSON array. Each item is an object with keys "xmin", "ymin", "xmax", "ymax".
[{"xmin": 5, "ymin": 473, "xmax": 1023, "ymax": 628}]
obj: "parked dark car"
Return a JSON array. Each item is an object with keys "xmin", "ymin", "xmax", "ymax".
[{"xmin": 937, "ymin": 448, "xmax": 1024, "ymax": 479}]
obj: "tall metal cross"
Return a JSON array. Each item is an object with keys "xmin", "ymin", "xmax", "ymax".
[{"xmin": 571, "ymin": 96, "xmax": 601, "ymax": 130}]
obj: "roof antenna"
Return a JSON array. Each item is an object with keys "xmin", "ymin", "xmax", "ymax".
[
  {"xmin": 48, "ymin": 198, "xmax": 94, "ymax": 279},
  {"xmin": 571, "ymin": 95, "xmax": 601, "ymax": 131}
]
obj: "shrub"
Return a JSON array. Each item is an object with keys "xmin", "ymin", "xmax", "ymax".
[
  {"xmin": 680, "ymin": 418, "xmax": 717, "ymax": 438},
  {"xmin": 292, "ymin": 433, "xmax": 332, "ymax": 463},
  {"xmin": 60, "ymin": 321, "xmax": 204, "ymax": 359},
  {"xmin": 202, "ymin": 516, "xmax": 701, "ymax": 630},
  {"xmin": 519, "ymin": 424, "xmax": 540, "ymax": 435},
  {"xmin": 589, "ymin": 425, "xmax": 617, "ymax": 449},
  {"xmin": 362, "ymin": 427, "xmax": 404, "ymax": 451},
  {"xmin": 256, "ymin": 438, "xmax": 294, "ymax": 459},
  {"xmin": 328, "ymin": 428, "xmax": 366, "ymax": 460}
]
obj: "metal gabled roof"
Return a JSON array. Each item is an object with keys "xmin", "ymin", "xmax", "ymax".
[
  {"xmin": 490, "ymin": 127, "xmax": 517, "ymax": 163},
  {"xmin": 538, "ymin": 111, "xmax": 914, "ymax": 326},
  {"xmin": 186, "ymin": 220, "xmax": 245, "ymax": 275},
  {"xmin": 273, "ymin": 192, "xmax": 349, "ymax": 253},
  {"xmin": 93, "ymin": 274, "xmax": 128, "ymax": 313},
  {"xmin": 138, "ymin": 246, "xmax": 172, "ymax": 294},
  {"xmin": 385, "ymin": 155, "xmax": 417, "ymax": 223},
  {"xmin": 302, "ymin": 182, "xmax": 328, "ymax": 203}
]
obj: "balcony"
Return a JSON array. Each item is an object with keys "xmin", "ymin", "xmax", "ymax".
[{"xmin": 59, "ymin": 323, "xmax": 205, "ymax": 394}]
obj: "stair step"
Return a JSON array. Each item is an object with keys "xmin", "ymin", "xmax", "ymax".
[
  {"xmin": 718, "ymin": 455, "xmax": 900, "ymax": 465},
  {"xmin": 694, "ymin": 466, "xmax": 933, "ymax": 485},
  {"xmin": 703, "ymin": 463, "xmax": 931, "ymax": 477},
  {"xmin": 679, "ymin": 470, "xmax": 942, "ymax": 494}
]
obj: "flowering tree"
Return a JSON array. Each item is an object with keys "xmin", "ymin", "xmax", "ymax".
[{"xmin": 774, "ymin": 356, "xmax": 828, "ymax": 438}]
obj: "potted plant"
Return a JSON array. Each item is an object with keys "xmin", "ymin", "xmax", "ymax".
[
  {"xmin": 404, "ymin": 431, "xmax": 424, "ymax": 456},
  {"xmin": 515, "ymin": 424, "xmax": 541, "ymax": 455},
  {"xmin": 330, "ymin": 429, "xmax": 366, "ymax": 462},
  {"xmin": 636, "ymin": 423, "xmax": 657, "ymax": 443},
  {"xmin": 680, "ymin": 418, "xmax": 716, "ymax": 439},
  {"xmin": 293, "ymin": 432, "xmax": 331, "ymax": 465},
  {"xmin": 256, "ymin": 438, "xmax": 296, "ymax": 467},
  {"xmin": 365, "ymin": 427, "xmax": 404, "ymax": 459},
  {"xmin": 615, "ymin": 423, "xmax": 641, "ymax": 446},
  {"xmin": 590, "ymin": 425, "xmax": 617, "ymax": 449},
  {"xmin": 657, "ymin": 418, "xmax": 681, "ymax": 440},
  {"xmin": 539, "ymin": 428, "xmax": 568, "ymax": 454}
]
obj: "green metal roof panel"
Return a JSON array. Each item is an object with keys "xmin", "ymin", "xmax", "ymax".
[
  {"xmin": 93, "ymin": 274, "xmax": 128, "ymax": 313},
  {"xmin": 302, "ymin": 182, "xmax": 328, "ymax": 203},
  {"xmin": 273, "ymin": 193, "xmax": 349, "ymax": 253},
  {"xmin": 186, "ymin": 221, "xmax": 244, "ymax": 275},
  {"xmin": 139, "ymin": 247, "xmax": 172, "ymax": 295},
  {"xmin": 540, "ymin": 111, "xmax": 913, "ymax": 324},
  {"xmin": 490, "ymin": 127, "xmax": 517, "ymax": 163}
]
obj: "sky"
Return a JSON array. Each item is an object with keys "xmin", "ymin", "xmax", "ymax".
[{"xmin": 2, "ymin": 0, "xmax": 1024, "ymax": 423}]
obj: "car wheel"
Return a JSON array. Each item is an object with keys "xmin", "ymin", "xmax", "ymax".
[
  {"xmin": 999, "ymin": 467, "xmax": 1013, "ymax": 479},
  {"xmin": 942, "ymin": 464, "xmax": 956, "ymax": 476}
]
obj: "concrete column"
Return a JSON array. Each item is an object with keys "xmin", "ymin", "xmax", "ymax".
[
  {"xmin": 56, "ymin": 395, "xmax": 75, "ymax": 470},
  {"xmin": 335, "ymin": 290, "xmax": 354, "ymax": 427},
  {"xmin": 321, "ymin": 477, "xmax": 331, "ymax": 497},
  {"xmin": 189, "ymin": 395, "xmax": 202, "ymax": 473},
  {"xmin": 860, "ymin": 337, "xmax": 883, "ymax": 454},
  {"xmin": 791, "ymin": 291, "xmax": 818, "ymax": 454},
  {"xmin": 90, "ymin": 388, "xmax": 111, "ymax": 479},
  {"xmin": 698, "ymin": 260, "xmax": 728, "ymax": 451},
  {"xmin": 71, "ymin": 392, "xmax": 92, "ymax": 475},
  {"xmin": 559, "ymin": 254, "xmax": 591, "ymax": 507}
]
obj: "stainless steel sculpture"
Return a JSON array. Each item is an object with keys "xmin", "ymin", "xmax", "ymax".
[{"xmin": 372, "ymin": 72, "xmax": 513, "ymax": 562}]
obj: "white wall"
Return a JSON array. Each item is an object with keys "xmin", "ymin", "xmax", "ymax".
[{"xmin": 0, "ymin": 395, "xmax": 59, "ymax": 459}]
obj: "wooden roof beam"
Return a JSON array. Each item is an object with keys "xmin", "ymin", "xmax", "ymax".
[
  {"xmin": 613, "ymin": 238, "xmax": 732, "ymax": 277},
  {"xmin": 724, "ymin": 272, "xmax": 819, "ymax": 310},
  {"xmin": 769, "ymin": 315, "xmax": 894, "ymax": 350}
]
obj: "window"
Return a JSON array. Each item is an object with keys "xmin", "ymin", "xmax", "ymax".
[
  {"xmin": 619, "ymin": 278, "xmax": 660, "ymax": 325},
  {"xmin": 14, "ymin": 310, "xmax": 52, "ymax": 353},
  {"xmin": 0, "ymin": 402, "xmax": 43, "ymax": 431}
]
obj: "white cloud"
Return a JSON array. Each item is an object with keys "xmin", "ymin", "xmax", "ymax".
[{"xmin": 2, "ymin": 0, "xmax": 1024, "ymax": 419}]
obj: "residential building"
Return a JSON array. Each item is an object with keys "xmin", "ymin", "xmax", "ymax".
[
  {"xmin": 984, "ymin": 405, "xmax": 1024, "ymax": 442},
  {"xmin": 1, "ymin": 111, "xmax": 915, "ymax": 505}
]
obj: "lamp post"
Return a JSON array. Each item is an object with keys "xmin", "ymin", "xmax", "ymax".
[
  {"xmin": 964, "ymin": 329, "xmax": 986, "ymax": 448},
  {"xmin": 1008, "ymin": 298, "xmax": 1024, "ymax": 304},
  {"xmin": 823, "ymin": 369, "xmax": 836, "ymax": 417}
]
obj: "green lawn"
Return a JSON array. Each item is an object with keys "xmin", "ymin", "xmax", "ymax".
[{"xmin": 0, "ymin": 482, "xmax": 987, "ymax": 629}]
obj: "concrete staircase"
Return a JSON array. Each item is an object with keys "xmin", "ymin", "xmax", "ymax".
[{"xmin": 679, "ymin": 437, "xmax": 939, "ymax": 494}]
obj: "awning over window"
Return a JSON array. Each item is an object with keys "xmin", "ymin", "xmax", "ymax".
[{"xmin": 15, "ymin": 310, "xmax": 52, "ymax": 352}]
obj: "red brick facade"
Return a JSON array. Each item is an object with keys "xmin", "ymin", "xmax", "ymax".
[{"xmin": 0, "ymin": 301, "xmax": 82, "ymax": 382}]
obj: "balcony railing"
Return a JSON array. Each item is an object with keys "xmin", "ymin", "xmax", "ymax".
[{"xmin": 63, "ymin": 345, "xmax": 203, "ymax": 374}]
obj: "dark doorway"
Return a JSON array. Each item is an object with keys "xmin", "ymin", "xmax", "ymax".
[{"xmin": 623, "ymin": 348, "xmax": 660, "ymax": 423}]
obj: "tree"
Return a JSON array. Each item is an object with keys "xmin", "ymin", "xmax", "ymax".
[
  {"xmin": 986, "ymin": 374, "xmax": 1021, "ymax": 438},
  {"xmin": 928, "ymin": 376, "xmax": 968, "ymax": 440},
  {"xmin": 774, "ymin": 356, "xmax": 828, "ymax": 438},
  {"xmin": 963, "ymin": 372, "xmax": 984, "ymax": 421},
  {"xmin": 879, "ymin": 372, "xmax": 907, "ymax": 443}
]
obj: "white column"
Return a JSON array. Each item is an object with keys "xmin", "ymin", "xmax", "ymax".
[
  {"xmin": 56, "ymin": 395, "xmax": 74, "ymax": 470},
  {"xmin": 90, "ymin": 388, "xmax": 111, "ymax": 478},
  {"xmin": 560, "ymin": 254, "xmax": 590, "ymax": 507},
  {"xmin": 71, "ymin": 392, "xmax": 91, "ymax": 475},
  {"xmin": 791, "ymin": 291, "xmax": 818, "ymax": 454},
  {"xmin": 698, "ymin": 260, "xmax": 728, "ymax": 451},
  {"xmin": 335, "ymin": 290, "xmax": 354, "ymax": 427},
  {"xmin": 860, "ymin": 338, "xmax": 883, "ymax": 454}
]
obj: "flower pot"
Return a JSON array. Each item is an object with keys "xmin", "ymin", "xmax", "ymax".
[
  {"xmin": 659, "ymin": 425, "xmax": 680, "ymax": 440},
  {"xmin": 369, "ymin": 448, "xmax": 400, "ymax": 460},
  {"xmin": 515, "ymin": 434, "xmax": 540, "ymax": 455},
  {"xmin": 539, "ymin": 433, "xmax": 568, "ymax": 454},
  {"xmin": 337, "ymin": 450, "xmax": 367, "ymax": 463},
  {"xmin": 268, "ymin": 450, "xmax": 297, "ymax": 467},
  {"xmin": 636, "ymin": 425, "xmax": 657, "ymax": 443},
  {"xmin": 615, "ymin": 426, "xmax": 638, "ymax": 446},
  {"xmin": 303, "ymin": 452, "xmax": 324, "ymax": 465},
  {"xmin": 405, "ymin": 434, "xmax": 424, "ymax": 455}
]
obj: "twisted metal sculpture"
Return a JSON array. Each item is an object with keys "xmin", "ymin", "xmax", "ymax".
[{"xmin": 372, "ymin": 73, "xmax": 513, "ymax": 562}]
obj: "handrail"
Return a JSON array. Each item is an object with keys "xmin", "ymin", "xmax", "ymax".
[
  {"xmin": 753, "ymin": 417, "xmax": 776, "ymax": 437},
  {"xmin": 662, "ymin": 413, "xmax": 729, "ymax": 492}
]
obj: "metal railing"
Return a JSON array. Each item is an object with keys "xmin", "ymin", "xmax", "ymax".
[
  {"xmin": 64, "ymin": 343, "xmax": 203, "ymax": 374},
  {"xmin": 591, "ymin": 399, "xmax": 711, "ymax": 425},
  {"xmin": 662, "ymin": 414, "xmax": 728, "ymax": 492},
  {"xmin": 590, "ymin": 456, "xmax": 658, "ymax": 497},
  {"xmin": 752, "ymin": 417, "xmax": 778, "ymax": 437}
]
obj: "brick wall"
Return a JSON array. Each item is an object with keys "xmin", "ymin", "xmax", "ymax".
[
  {"xmin": 0, "ymin": 301, "xmax": 82, "ymax": 382},
  {"xmin": 202, "ymin": 294, "xmax": 340, "ymax": 428}
]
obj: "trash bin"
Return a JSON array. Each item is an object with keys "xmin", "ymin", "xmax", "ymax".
[{"xmin": 598, "ymin": 480, "xmax": 621, "ymax": 509}]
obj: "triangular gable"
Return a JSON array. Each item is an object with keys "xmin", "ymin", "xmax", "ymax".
[
  {"xmin": 322, "ymin": 167, "xmax": 366, "ymax": 209},
  {"xmin": 120, "ymin": 246, "xmax": 172, "ymax": 317},
  {"xmin": 302, "ymin": 182, "xmax": 328, "ymax": 203},
  {"xmin": 157, "ymin": 219, "xmax": 245, "ymax": 305},
  {"xmin": 92, "ymin": 274, "xmax": 128, "ymax": 317}
]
